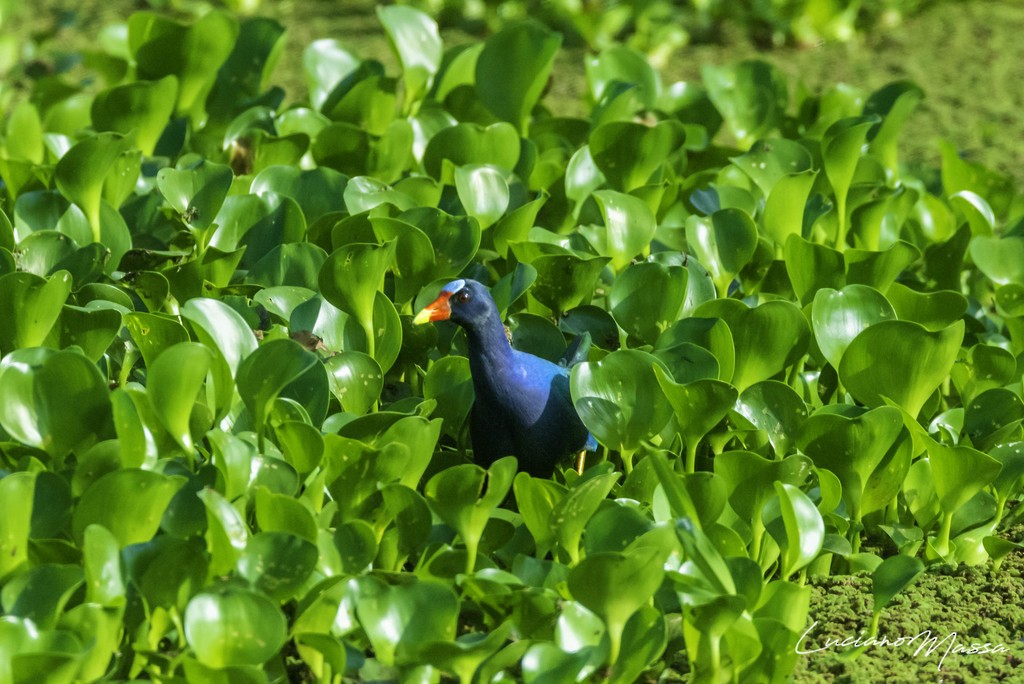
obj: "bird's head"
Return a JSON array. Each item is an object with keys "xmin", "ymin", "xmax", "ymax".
[{"xmin": 413, "ymin": 279, "xmax": 496, "ymax": 329}]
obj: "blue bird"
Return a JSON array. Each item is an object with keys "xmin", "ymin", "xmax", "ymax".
[{"xmin": 413, "ymin": 279, "xmax": 597, "ymax": 477}]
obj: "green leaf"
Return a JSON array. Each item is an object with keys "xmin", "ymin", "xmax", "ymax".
[
  {"xmin": 250, "ymin": 166, "xmax": 348, "ymax": 224},
  {"xmin": 702, "ymin": 60, "xmax": 787, "ymax": 147},
  {"xmin": 377, "ymin": 5, "xmax": 442, "ymax": 113},
  {"xmin": 822, "ymin": 116, "xmax": 877, "ymax": 248},
  {"xmin": 181, "ymin": 297, "xmax": 259, "ymax": 416},
  {"xmin": 355, "ymin": 576, "xmax": 459, "ymax": 667},
  {"xmin": 715, "ymin": 450, "xmax": 812, "ymax": 528},
  {"xmin": 588, "ymin": 189, "xmax": 658, "ymax": 273},
  {"xmin": 586, "ymin": 45, "xmax": 661, "ymax": 108},
  {"xmin": 129, "ymin": 10, "xmax": 240, "ymax": 118},
  {"xmin": 0, "ymin": 472, "xmax": 34, "ymax": 581},
  {"xmin": 734, "ymin": 381, "xmax": 808, "ymax": 458},
  {"xmin": 797, "ymin": 407, "xmax": 904, "ymax": 520},
  {"xmin": 424, "ymin": 457, "xmax": 517, "ymax": 573},
  {"xmin": 184, "ymin": 587, "xmax": 287, "ymax": 668},
  {"xmin": 124, "ymin": 311, "xmax": 190, "ymax": 369},
  {"xmin": 927, "ymin": 440, "xmax": 1002, "ymax": 515},
  {"xmin": 454, "ymin": 164, "xmax": 509, "ymax": 230},
  {"xmin": 654, "ymin": 366, "xmax": 737, "ymax": 473},
  {"xmin": 475, "ymin": 21, "xmax": 561, "ymax": 133},
  {"xmin": 732, "ymin": 139, "xmax": 814, "ymax": 196},
  {"xmin": 237, "ymin": 339, "xmax": 321, "ymax": 439},
  {"xmin": 764, "ymin": 482, "xmax": 824, "ymax": 580},
  {"xmin": 686, "ymin": 209, "xmax": 758, "ymax": 296},
  {"xmin": 82, "ymin": 524, "xmax": 125, "ymax": 606},
  {"xmin": 157, "ymin": 156, "xmax": 234, "ymax": 232},
  {"xmin": 147, "ymin": 342, "xmax": 213, "ymax": 452},
  {"xmin": 567, "ymin": 545, "xmax": 666, "ymax": 663},
  {"xmin": 0, "ymin": 347, "xmax": 111, "ymax": 458},
  {"xmin": 91, "ymin": 76, "xmax": 177, "ymax": 155},
  {"xmin": 864, "ymin": 82, "xmax": 923, "ymax": 180},
  {"xmin": 0, "ymin": 270, "xmax": 72, "ymax": 354},
  {"xmin": 72, "ymin": 469, "xmax": 185, "ymax": 547},
  {"xmin": 237, "ymin": 532, "xmax": 318, "ymax": 601},
  {"xmin": 423, "ymin": 355, "xmax": 473, "ymax": 441},
  {"xmin": 590, "ymin": 120, "xmax": 682, "ymax": 192},
  {"xmin": 571, "ymin": 350, "xmax": 672, "ymax": 456},
  {"xmin": 785, "ymin": 235, "xmax": 845, "ymax": 306},
  {"xmin": 871, "ymin": 555, "xmax": 924, "ymax": 614},
  {"xmin": 763, "ymin": 171, "xmax": 817, "ymax": 247},
  {"xmin": 811, "ymin": 284, "xmax": 896, "ymax": 368},
  {"xmin": 325, "ymin": 352, "xmax": 383, "ymax": 416},
  {"xmin": 422, "ymin": 122, "xmax": 520, "ymax": 179},
  {"xmin": 552, "ymin": 471, "xmax": 620, "ymax": 564},
  {"xmin": 319, "ymin": 241, "xmax": 395, "ymax": 328},
  {"xmin": 970, "ymin": 235, "xmax": 1024, "ymax": 285},
  {"xmin": 697, "ymin": 299, "xmax": 809, "ymax": 391},
  {"xmin": 839, "ymin": 320, "xmax": 964, "ymax": 418},
  {"xmin": 845, "ymin": 241, "xmax": 920, "ymax": 291},
  {"xmin": 421, "ymin": 622, "xmax": 514, "ymax": 684},
  {"xmin": 886, "ymin": 282, "xmax": 967, "ymax": 332},
  {"xmin": 609, "ymin": 605, "xmax": 667, "ymax": 684},
  {"xmin": 609, "ymin": 261, "xmax": 687, "ymax": 345},
  {"xmin": 54, "ymin": 132, "xmax": 132, "ymax": 240},
  {"xmin": 512, "ymin": 474, "xmax": 567, "ymax": 558}
]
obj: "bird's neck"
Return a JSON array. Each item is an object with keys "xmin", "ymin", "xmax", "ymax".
[{"xmin": 465, "ymin": 312, "xmax": 515, "ymax": 385}]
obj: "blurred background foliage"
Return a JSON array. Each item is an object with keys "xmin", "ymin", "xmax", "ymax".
[{"xmin": 2, "ymin": 0, "xmax": 1023, "ymax": 185}]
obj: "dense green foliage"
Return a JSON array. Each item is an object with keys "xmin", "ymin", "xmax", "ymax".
[
  {"xmin": 400, "ymin": 0, "xmax": 932, "ymax": 58},
  {"xmin": 0, "ymin": 3, "xmax": 1023, "ymax": 682}
]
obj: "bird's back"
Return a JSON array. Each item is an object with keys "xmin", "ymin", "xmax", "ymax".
[{"xmin": 470, "ymin": 350, "xmax": 590, "ymax": 476}]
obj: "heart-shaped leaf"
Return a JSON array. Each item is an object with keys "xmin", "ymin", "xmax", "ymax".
[
  {"xmin": 839, "ymin": 320, "xmax": 964, "ymax": 418},
  {"xmin": 147, "ymin": 342, "xmax": 213, "ymax": 453},
  {"xmin": 355, "ymin": 576, "xmax": 459, "ymax": 667},
  {"xmin": 475, "ymin": 21, "xmax": 560, "ymax": 133},
  {"xmin": 237, "ymin": 339, "xmax": 321, "ymax": 440},
  {"xmin": 811, "ymin": 284, "xmax": 896, "ymax": 368},
  {"xmin": 72, "ymin": 469, "xmax": 186, "ymax": 547},
  {"xmin": 686, "ymin": 209, "xmax": 758, "ymax": 296},
  {"xmin": 54, "ymin": 132, "xmax": 132, "ymax": 239},
  {"xmin": 785, "ymin": 235, "xmax": 845, "ymax": 306},
  {"xmin": 0, "ymin": 271, "xmax": 72, "ymax": 354},
  {"xmin": 0, "ymin": 347, "xmax": 112, "ymax": 459},
  {"xmin": 970, "ymin": 235, "xmax": 1024, "ymax": 285},
  {"xmin": 571, "ymin": 350, "xmax": 672, "ymax": 458},
  {"xmin": 764, "ymin": 482, "xmax": 824, "ymax": 580},
  {"xmin": 424, "ymin": 457, "xmax": 517, "ymax": 573},
  {"xmin": 129, "ymin": 10, "xmax": 239, "ymax": 118},
  {"xmin": 91, "ymin": 76, "xmax": 178, "ymax": 155},
  {"xmin": 454, "ymin": 164, "xmax": 509, "ymax": 230},
  {"xmin": 157, "ymin": 156, "xmax": 234, "ymax": 232},
  {"xmin": 654, "ymin": 366, "xmax": 737, "ymax": 473},
  {"xmin": 696, "ymin": 299, "xmax": 809, "ymax": 391},
  {"xmin": 797, "ymin": 406, "xmax": 904, "ymax": 520},
  {"xmin": 184, "ymin": 587, "xmax": 287, "ymax": 668},
  {"xmin": 590, "ymin": 120, "xmax": 682, "ymax": 191},
  {"xmin": 702, "ymin": 60, "xmax": 787, "ymax": 147},
  {"xmin": 378, "ymin": 5, "xmax": 442, "ymax": 113},
  {"xmin": 734, "ymin": 380, "xmax": 808, "ymax": 458},
  {"xmin": 609, "ymin": 261, "xmax": 687, "ymax": 345},
  {"xmin": 423, "ymin": 122, "xmax": 520, "ymax": 179},
  {"xmin": 568, "ymin": 545, "xmax": 666, "ymax": 664},
  {"xmin": 585, "ymin": 190, "xmax": 658, "ymax": 273}
]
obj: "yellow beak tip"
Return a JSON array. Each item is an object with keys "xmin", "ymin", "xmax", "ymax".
[{"xmin": 412, "ymin": 309, "xmax": 432, "ymax": 325}]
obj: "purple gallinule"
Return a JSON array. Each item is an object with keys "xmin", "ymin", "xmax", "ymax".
[{"xmin": 413, "ymin": 279, "xmax": 597, "ymax": 477}]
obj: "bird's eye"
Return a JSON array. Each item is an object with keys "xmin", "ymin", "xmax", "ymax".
[{"xmin": 455, "ymin": 290, "xmax": 470, "ymax": 304}]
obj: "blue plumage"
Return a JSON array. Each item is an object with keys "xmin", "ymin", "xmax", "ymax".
[{"xmin": 414, "ymin": 279, "xmax": 596, "ymax": 476}]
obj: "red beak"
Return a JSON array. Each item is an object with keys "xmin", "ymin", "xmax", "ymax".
[{"xmin": 413, "ymin": 292, "xmax": 453, "ymax": 324}]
